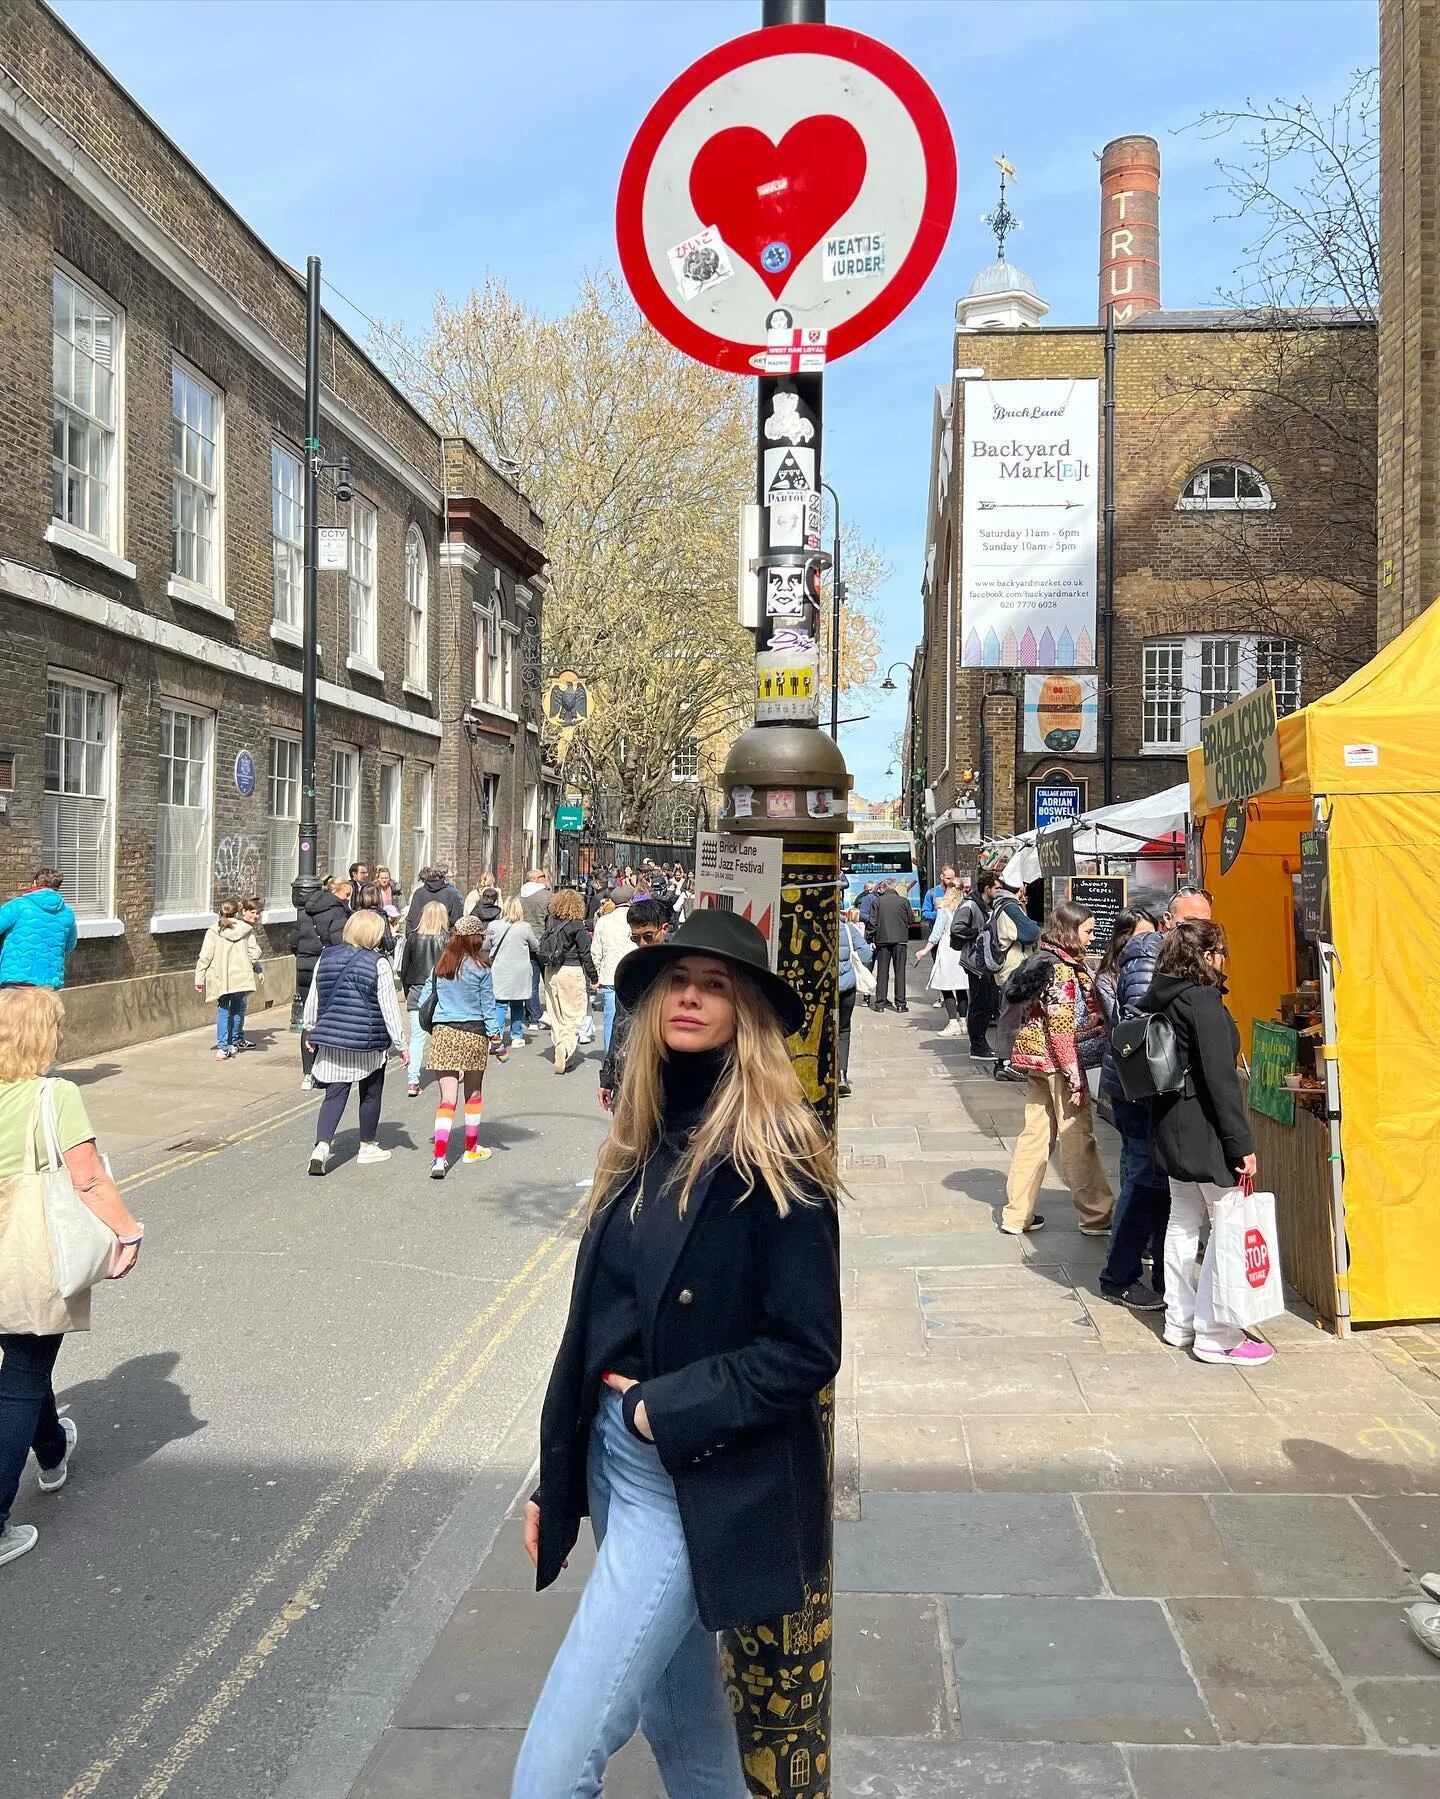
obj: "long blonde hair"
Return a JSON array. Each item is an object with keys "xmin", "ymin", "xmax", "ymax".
[
  {"xmin": 418, "ymin": 900, "xmax": 450, "ymax": 934},
  {"xmin": 0, "ymin": 986, "xmax": 64, "ymax": 1081},
  {"xmin": 587, "ymin": 967, "xmax": 839, "ymax": 1225}
]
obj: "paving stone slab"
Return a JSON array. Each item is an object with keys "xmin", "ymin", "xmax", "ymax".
[
  {"xmin": 857, "ymin": 1413, "xmax": 972, "ymax": 1492},
  {"xmin": 1304, "ymin": 1600, "xmax": 1440, "ymax": 1675},
  {"xmin": 833, "ymin": 1738, "xmax": 1134, "ymax": 1797},
  {"xmin": 1351, "ymin": 1678, "xmax": 1440, "ymax": 1747},
  {"xmin": 833, "ymin": 1593, "xmax": 950, "ymax": 1736},
  {"xmin": 917, "ymin": 1129, "xmax": 1006, "ymax": 1153},
  {"xmin": 1242, "ymin": 1352, "xmax": 1419, "ymax": 1411},
  {"xmin": 1193, "ymin": 1413, "xmax": 1440, "ymax": 1494},
  {"xmin": 915, "ymin": 1261, "xmax": 1078, "ymax": 1291},
  {"xmin": 1068, "ymin": 1354, "xmax": 1264, "ymax": 1415},
  {"xmin": 845, "ymin": 1232, "xmax": 1030, "ymax": 1268},
  {"xmin": 1080, "ymin": 1496, "xmax": 1258, "ymax": 1596},
  {"xmin": 391, "ymin": 1589, "xmax": 577, "ymax": 1729},
  {"xmin": 837, "ymin": 1181, "xmax": 932, "ymax": 1211},
  {"xmin": 1206, "ymin": 1496, "xmax": 1412, "ymax": 1597},
  {"xmin": 349, "ymin": 1727, "xmax": 662, "ymax": 1797},
  {"xmin": 855, "ymin": 1205, "xmax": 1002, "ymax": 1237},
  {"xmin": 857, "ymin": 1349, "xmax": 1087, "ymax": 1416},
  {"xmin": 853, "ymin": 1267, "xmax": 918, "ymax": 1307},
  {"xmin": 1355, "ymin": 1496, "xmax": 1440, "ymax": 1575},
  {"xmin": 1166, "ymin": 1597, "xmax": 1366, "ymax": 1744},
  {"xmin": 836, "ymin": 1492, "xmax": 1102, "ymax": 1596},
  {"xmin": 1127, "ymin": 1746, "xmax": 1440, "ymax": 1799},
  {"xmin": 843, "ymin": 1127, "xmax": 922, "ymax": 1152},
  {"xmin": 947, "ymin": 1597, "xmax": 1214, "ymax": 1743},
  {"xmin": 967, "ymin": 1414, "xmax": 1222, "ymax": 1494},
  {"xmin": 919, "ymin": 1288, "xmax": 1100, "ymax": 1341},
  {"xmin": 844, "ymin": 1306, "xmax": 929, "ymax": 1357}
]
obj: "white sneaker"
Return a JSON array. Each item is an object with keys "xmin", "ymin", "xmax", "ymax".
[
  {"xmin": 429, "ymin": 1157, "xmax": 447, "ymax": 1180},
  {"xmin": 214, "ymin": 1048, "xmax": 231, "ymax": 1063},
  {"xmin": 938, "ymin": 1021, "xmax": 963, "ymax": 1039},
  {"xmin": 37, "ymin": 1416, "xmax": 77, "ymax": 1494},
  {"xmin": 0, "ymin": 1524, "xmax": 38, "ymax": 1568},
  {"xmin": 308, "ymin": 1142, "xmax": 330, "ymax": 1177},
  {"xmin": 1407, "ymin": 1603, "xmax": 1440, "ymax": 1660},
  {"xmin": 299, "ymin": 1075, "xmax": 317, "ymax": 1090},
  {"xmin": 357, "ymin": 1143, "xmax": 392, "ymax": 1164}
]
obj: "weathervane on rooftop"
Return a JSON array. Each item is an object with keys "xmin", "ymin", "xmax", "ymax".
[{"xmin": 981, "ymin": 154, "xmax": 1021, "ymax": 262}]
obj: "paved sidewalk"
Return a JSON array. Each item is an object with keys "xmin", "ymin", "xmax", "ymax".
[{"xmin": 346, "ymin": 1000, "xmax": 1440, "ymax": 1797}]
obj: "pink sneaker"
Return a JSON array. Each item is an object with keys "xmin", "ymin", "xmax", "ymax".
[{"xmin": 1195, "ymin": 1339, "xmax": 1275, "ymax": 1366}]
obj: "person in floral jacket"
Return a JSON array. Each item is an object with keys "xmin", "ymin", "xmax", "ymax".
[{"xmin": 999, "ymin": 900, "xmax": 1113, "ymax": 1238}]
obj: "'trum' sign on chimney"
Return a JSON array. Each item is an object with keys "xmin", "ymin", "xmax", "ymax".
[{"xmin": 1099, "ymin": 135, "xmax": 1161, "ymax": 324}]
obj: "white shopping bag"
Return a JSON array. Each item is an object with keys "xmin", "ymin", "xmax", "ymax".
[{"xmin": 1211, "ymin": 1178, "xmax": 1285, "ymax": 1328}]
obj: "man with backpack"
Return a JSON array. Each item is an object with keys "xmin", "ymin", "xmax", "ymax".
[
  {"xmin": 950, "ymin": 870, "xmax": 1000, "ymax": 1059},
  {"xmin": 980, "ymin": 877, "xmax": 1042, "ymax": 1079}
]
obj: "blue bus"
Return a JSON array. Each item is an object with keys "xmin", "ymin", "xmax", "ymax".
[{"xmin": 840, "ymin": 830, "xmax": 922, "ymax": 929}]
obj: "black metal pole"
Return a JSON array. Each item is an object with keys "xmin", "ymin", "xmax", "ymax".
[
  {"xmin": 1102, "ymin": 302, "xmax": 1117, "ymax": 806},
  {"xmin": 292, "ymin": 256, "xmax": 322, "ymax": 918},
  {"xmin": 824, "ymin": 481, "xmax": 842, "ymax": 738}
]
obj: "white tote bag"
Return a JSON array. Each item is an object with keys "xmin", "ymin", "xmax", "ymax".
[
  {"xmin": 38, "ymin": 1079, "xmax": 118, "ymax": 1298},
  {"xmin": 846, "ymin": 926, "xmax": 877, "ymax": 998},
  {"xmin": 1210, "ymin": 1177, "xmax": 1285, "ymax": 1329}
]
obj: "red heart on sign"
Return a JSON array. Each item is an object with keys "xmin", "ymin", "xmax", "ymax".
[{"xmin": 689, "ymin": 117, "xmax": 868, "ymax": 299}]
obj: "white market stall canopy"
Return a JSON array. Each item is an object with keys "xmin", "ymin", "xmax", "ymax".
[{"xmin": 1002, "ymin": 783, "xmax": 1190, "ymax": 886}]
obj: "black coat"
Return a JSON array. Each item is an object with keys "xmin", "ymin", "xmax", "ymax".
[
  {"xmin": 295, "ymin": 889, "xmax": 350, "ymax": 977},
  {"xmin": 869, "ymin": 888, "xmax": 913, "ymax": 946},
  {"xmin": 535, "ymin": 1162, "xmax": 841, "ymax": 1631},
  {"xmin": 540, "ymin": 915, "xmax": 598, "ymax": 983},
  {"xmin": 398, "ymin": 929, "xmax": 448, "ymax": 1001},
  {"xmin": 1139, "ymin": 973, "xmax": 1255, "ymax": 1186},
  {"xmin": 406, "ymin": 877, "xmax": 463, "ymax": 933}
]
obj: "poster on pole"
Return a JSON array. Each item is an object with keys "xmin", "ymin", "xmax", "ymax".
[
  {"xmin": 695, "ymin": 832, "xmax": 781, "ymax": 969},
  {"xmin": 961, "ymin": 379, "xmax": 1099, "ymax": 669}
]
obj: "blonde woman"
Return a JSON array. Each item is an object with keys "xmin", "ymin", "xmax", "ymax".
[
  {"xmin": 514, "ymin": 911, "xmax": 840, "ymax": 1794},
  {"xmin": 302, "ymin": 910, "xmax": 408, "ymax": 1174},
  {"xmin": 0, "ymin": 988, "xmax": 142, "ymax": 1569},
  {"xmin": 485, "ymin": 896, "xmax": 541, "ymax": 1046},
  {"xmin": 537, "ymin": 888, "xmax": 598, "ymax": 1075}
]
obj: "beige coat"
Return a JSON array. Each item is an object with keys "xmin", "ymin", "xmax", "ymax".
[{"xmin": 195, "ymin": 920, "xmax": 262, "ymax": 1002}]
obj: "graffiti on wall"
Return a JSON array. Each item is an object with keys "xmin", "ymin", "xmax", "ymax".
[{"xmin": 214, "ymin": 836, "xmax": 262, "ymax": 899}]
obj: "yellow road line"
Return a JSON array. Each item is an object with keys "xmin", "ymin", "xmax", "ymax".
[
  {"xmin": 119, "ymin": 1096, "xmax": 320, "ymax": 1195},
  {"xmin": 133, "ymin": 1243, "xmax": 575, "ymax": 1797},
  {"xmin": 61, "ymin": 1207, "xmax": 583, "ymax": 1799}
]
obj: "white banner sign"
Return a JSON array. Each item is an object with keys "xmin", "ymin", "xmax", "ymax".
[
  {"xmin": 317, "ymin": 525, "xmax": 349, "ymax": 571},
  {"xmin": 960, "ymin": 379, "xmax": 1098, "ymax": 670},
  {"xmin": 695, "ymin": 833, "xmax": 781, "ymax": 969}
]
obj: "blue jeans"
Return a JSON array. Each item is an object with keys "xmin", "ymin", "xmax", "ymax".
[
  {"xmin": 0, "ymin": 1333, "xmax": 65, "ymax": 1531},
  {"xmin": 1100, "ymin": 1097, "xmax": 1171, "ymax": 1295},
  {"xmin": 512, "ymin": 1392, "xmax": 746, "ymax": 1798},
  {"xmin": 602, "ymin": 986, "xmax": 617, "ymax": 1052},
  {"xmin": 216, "ymin": 994, "xmax": 247, "ymax": 1049},
  {"xmin": 505, "ymin": 1000, "xmax": 529, "ymax": 1041},
  {"xmin": 408, "ymin": 1004, "xmax": 427, "ymax": 1081},
  {"xmin": 528, "ymin": 963, "xmax": 545, "ymax": 1026}
]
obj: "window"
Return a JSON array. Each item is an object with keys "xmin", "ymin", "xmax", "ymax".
[
  {"xmin": 171, "ymin": 362, "xmax": 221, "ymax": 594},
  {"xmin": 405, "ymin": 526, "xmax": 428, "ymax": 689},
  {"xmin": 155, "ymin": 703, "xmax": 214, "ymax": 915},
  {"xmin": 271, "ymin": 445, "xmax": 303, "ymax": 629},
  {"xmin": 330, "ymin": 745, "xmax": 358, "ymax": 877},
  {"xmin": 265, "ymin": 734, "xmax": 300, "ymax": 905},
  {"xmin": 377, "ymin": 757, "xmax": 403, "ymax": 886},
  {"xmin": 52, "ymin": 268, "xmax": 120, "ymax": 548},
  {"xmin": 523, "ymin": 782, "xmax": 539, "ymax": 870},
  {"xmin": 1142, "ymin": 635, "xmax": 1302, "ymax": 752},
  {"xmin": 43, "ymin": 672, "xmax": 116, "ymax": 920},
  {"xmin": 500, "ymin": 625, "xmax": 515, "ymax": 712},
  {"xmin": 672, "ymin": 736, "xmax": 701, "ymax": 783},
  {"xmin": 348, "ymin": 498, "xmax": 377, "ymax": 665},
  {"xmin": 475, "ymin": 605, "xmax": 504, "ymax": 709},
  {"xmin": 411, "ymin": 763, "xmax": 433, "ymax": 877},
  {"xmin": 481, "ymin": 772, "xmax": 500, "ymax": 875},
  {"xmin": 1177, "ymin": 461, "xmax": 1273, "ymax": 511}
]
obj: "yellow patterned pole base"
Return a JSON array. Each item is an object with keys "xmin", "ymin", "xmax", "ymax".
[{"xmin": 723, "ymin": 838, "xmax": 840, "ymax": 1797}]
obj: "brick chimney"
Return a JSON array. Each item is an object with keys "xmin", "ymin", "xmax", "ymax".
[{"xmin": 1099, "ymin": 135, "xmax": 1161, "ymax": 323}]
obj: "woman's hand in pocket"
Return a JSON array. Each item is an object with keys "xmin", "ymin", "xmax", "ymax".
[{"xmin": 602, "ymin": 1371, "xmax": 652, "ymax": 1441}]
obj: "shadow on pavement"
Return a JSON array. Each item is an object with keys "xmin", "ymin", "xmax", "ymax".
[{"xmin": 55, "ymin": 1349, "xmax": 207, "ymax": 1478}]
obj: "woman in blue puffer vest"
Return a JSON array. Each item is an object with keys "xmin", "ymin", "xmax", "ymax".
[{"xmin": 301, "ymin": 910, "xmax": 408, "ymax": 1176}]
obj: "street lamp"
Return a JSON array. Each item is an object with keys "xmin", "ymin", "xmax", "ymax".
[{"xmin": 880, "ymin": 661, "xmax": 921, "ymax": 841}]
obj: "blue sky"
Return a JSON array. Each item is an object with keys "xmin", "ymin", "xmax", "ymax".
[{"xmin": 55, "ymin": 0, "xmax": 1377, "ymax": 800}]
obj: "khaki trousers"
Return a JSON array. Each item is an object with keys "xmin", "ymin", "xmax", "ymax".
[
  {"xmin": 544, "ymin": 966, "xmax": 588, "ymax": 1068},
  {"xmin": 1003, "ymin": 1073, "xmax": 1114, "ymax": 1232}
]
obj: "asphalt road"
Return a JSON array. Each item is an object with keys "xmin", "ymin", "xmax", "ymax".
[{"xmin": 2, "ymin": 1021, "xmax": 610, "ymax": 1799}]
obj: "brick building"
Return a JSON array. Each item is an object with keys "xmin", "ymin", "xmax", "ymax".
[
  {"xmin": 910, "ymin": 139, "xmax": 1376, "ymax": 873},
  {"xmin": 0, "ymin": 2, "xmax": 548, "ymax": 1051},
  {"xmin": 1379, "ymin": 0, "xmax": 1439, "ymax": 646}
]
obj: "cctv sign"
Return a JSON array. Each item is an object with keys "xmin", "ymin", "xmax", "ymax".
[{"xmin": 317, "ymin": 526, "xmax": 348, "ymax": 571}]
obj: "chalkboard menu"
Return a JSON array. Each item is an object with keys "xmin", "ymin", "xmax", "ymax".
[
  {"xmin": 1067, "ymin": 875, "xmax": 1128, "ymax": 954},
  {"xmin": 1299, "ymin": 831, "xmax": 1328, "ymax": 940},
  {"xmin": 1219, "ymin": 799, "xmax": 1248, "ymax": 874}
]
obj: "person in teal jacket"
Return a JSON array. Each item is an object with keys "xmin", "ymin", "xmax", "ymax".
[{"xmin": 0, "ymin": 868, "xmax": 78, "ymax": 989}]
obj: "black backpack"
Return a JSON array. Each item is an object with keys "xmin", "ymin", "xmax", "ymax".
[
  {"xmin": 538, "ymin": 919, "xmax": 572, "ymax": 971},
  {"xmin": 1111, "ymin": 1010, "xmax": 1188, "ymax": 1102},
  {"xmin": 949, "ymin": 898, "xmax": 987, "ymax": 978}
]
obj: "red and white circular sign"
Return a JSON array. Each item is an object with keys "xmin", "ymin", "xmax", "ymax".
[
  {"xmin": 1244, "ymin": 1227, "xmax": 1272, "ymax": 1290},
  {"xmin": 616, "ymin": 24, "xmax": 957, "ymax": 375}
]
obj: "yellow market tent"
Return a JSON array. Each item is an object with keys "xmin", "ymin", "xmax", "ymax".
[{"xmin": 1188, "ymin": 602, "xmax": 1440, "ymax": 1326}]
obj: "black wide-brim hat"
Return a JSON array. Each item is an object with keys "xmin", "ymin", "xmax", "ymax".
[{"xmin": 614, "ymin": 909, "xmax": 807, "ymax": 1038}]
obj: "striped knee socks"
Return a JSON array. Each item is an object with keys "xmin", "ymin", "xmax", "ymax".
[
  {"xmin": 464, "ymin": 1094, "xmax": 483, "ymax": 1153},
  {"xmin": 433, "ymin": 1103, "xmax": 455, "ymax": 1161}
]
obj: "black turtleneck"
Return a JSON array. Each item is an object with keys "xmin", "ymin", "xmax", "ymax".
[{"xmin": 584, "ymin": 1045, "xmax": 728, "ymax": 1415}]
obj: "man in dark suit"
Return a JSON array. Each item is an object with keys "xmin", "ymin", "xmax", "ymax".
[{"xmin": 869, "ymin": 880, "xmax": 913, "ymax": 1013}]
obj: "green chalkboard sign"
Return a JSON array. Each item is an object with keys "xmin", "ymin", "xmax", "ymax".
[{"xmin": 1250, "ymin": 1019, "xmax": 1299, "ymax": 1126}]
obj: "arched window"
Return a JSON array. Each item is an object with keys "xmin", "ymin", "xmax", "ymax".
[
  {"xmin": 1177, "ymin": 461, "xmax": 1273, "ymax": 511},
  {"xmin": 404, "ymin": 525, "xmax": 428, "ymax": 690}
]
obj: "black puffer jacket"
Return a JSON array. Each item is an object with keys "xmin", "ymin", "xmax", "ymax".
[
  {"xmin": 1139, "ymin": 973, "xmax": 1254, "ymax": 1186},
  {"xmin": 295, "ymin": 889, "xmax": 350, "ymax": 978}
]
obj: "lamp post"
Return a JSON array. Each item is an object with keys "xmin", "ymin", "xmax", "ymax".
[{"xmin": 880, "ymin": 660, "xmax": 919, "ymax": 842}]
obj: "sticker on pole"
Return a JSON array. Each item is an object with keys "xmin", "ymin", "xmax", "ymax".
[
  {"xmin": 616, "ymin": 23, "xmax": 957, "ymax": 375},
  {"xmin": 695, "ymin": 831, "xmax": 781, "ymax": 969}
]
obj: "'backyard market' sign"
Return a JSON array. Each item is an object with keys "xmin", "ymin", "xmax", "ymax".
[
  {"xmin": 1249, "ymin": 1020, "xmax": 1299, "ymax": 1126},
  {"xmin": 1199, "ymin": 683, "xmax": 1281, "ymax": 812}
]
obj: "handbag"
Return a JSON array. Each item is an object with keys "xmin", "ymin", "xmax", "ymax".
[
  {"xmin": 418, "ymin": 970, "xmax": 441, "ymax": 1033},
  {"xmin": 0, "ymin": 1080, "xmax": 111, "ymax": 1334},
  {"xmin": 847, "ymin": 925, "xmax": 877, "ymax": 998},
  {"xmin": 1111, "ymin": 1010, "xmax": 1188, "ymax": 1101},
  {"xmin": 39, "ymin": 1081, "xmax": 118, "ymax": 1299},
  {"xmin": 1210, "ymin": 1174, "xmax": 1285, "ymax": 1328}
]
